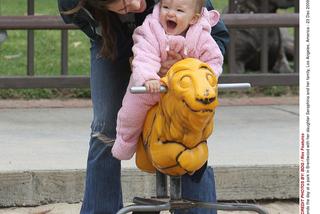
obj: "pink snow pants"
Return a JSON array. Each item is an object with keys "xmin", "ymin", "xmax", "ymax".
[{"xmin": 111, "ymin": 77, "xmax": 160, "ymax": 160}]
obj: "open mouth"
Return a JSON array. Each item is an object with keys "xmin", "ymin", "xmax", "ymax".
[
  {"xmin": 183, "ymin": 100, "xmax": 213, "ymax": 113},
  {"xmin": 166, "ymin": 20, "xmax": 177, "ymax": 30}
]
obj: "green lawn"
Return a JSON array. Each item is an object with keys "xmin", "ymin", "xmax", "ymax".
[
  {"xmin": 0, "ymin": 0, "xmax": 90, "ymax": 76},
  {"xmin": 0, "ymin": 0, "xmax": 228, "ymax": 77},
  {"xmin": 0, "ymin": 0, "xmax": 297, "ymax": 99}
]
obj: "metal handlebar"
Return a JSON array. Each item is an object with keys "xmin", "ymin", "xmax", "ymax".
[{"xmin": 130, "ymin": 83, "xmax": 251, "ymax": 94}]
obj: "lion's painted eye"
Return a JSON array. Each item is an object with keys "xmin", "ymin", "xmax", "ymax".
[
  {"xmin": 180, "ymin": 76, "xmax": 192, "ymax": 88},
  {"xmin": 206, "ymin": 74, "xmax": 216, "ymax": 87}
]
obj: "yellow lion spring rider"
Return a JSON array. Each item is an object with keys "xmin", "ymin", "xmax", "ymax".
[
  {"xmin": 136, "ymin": 58, "xmax": 218, "ymax": 176},
  {"xmin": 117, "ymin": 58, "xmax": 268, "ymax": 214}
]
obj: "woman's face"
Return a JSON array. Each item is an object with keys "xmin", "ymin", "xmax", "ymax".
[{"xmin": 106, "ymin": 0, "xmax": 147, "ymax": 14}]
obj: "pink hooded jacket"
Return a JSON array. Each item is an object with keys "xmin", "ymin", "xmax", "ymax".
[{"xmin": 131, "ymin": 3, "xmax": 224, "ymax": 86}]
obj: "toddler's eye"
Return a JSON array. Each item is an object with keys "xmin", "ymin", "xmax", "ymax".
[{"xmin": 177, "ymin": 9, "xmax": 184, "ymax": 12}]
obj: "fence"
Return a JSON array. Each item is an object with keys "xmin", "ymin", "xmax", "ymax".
[{"xmin": 0, "ymin": 0, "xmax": 299, "ymax": 89}]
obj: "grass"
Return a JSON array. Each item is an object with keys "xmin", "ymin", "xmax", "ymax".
[
  {"xmin": 0, "ymin": 0, "xmax": 226, "ymax": 78},
  {"xmin": 0, "ymin": 0, "xmax": 90, "ymax": 77},
  {"xmin": 0, "ymin": 0, "xmax": 91, "ymax": 98},
  {"xmin": 0, "ymin": 0, "xmax": 297, "ymax": 99}
]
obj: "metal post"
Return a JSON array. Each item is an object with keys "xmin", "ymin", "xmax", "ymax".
[
  {"xmin": 170, "ymin": 176, "xmax": 182, "ymax": 201},
  {"xmin": 61, "ymin": 30, "xmax": 68, "ymax": 75},
  {"xmin": 156, "ymin": 171, "xmax": 168, "ymax": 198},
  {"xmin": 294, "ymin": 0, "xmax": 299, "ymax": 73},
  {"xmin": 227, "ymin": 0, "xmax": 237, "ymax": 73},
  {"xmin": 27, "ymin": 0, "xmax": 34, "ymax": 76},
  {"xmin": 260, "ymin": 0, "xmax": 269, "ymax": 73}
]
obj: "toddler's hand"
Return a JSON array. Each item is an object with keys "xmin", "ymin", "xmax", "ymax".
[
  {"xmin": 144, "ymin": 80, "xmax": 161, "ymax": 93},
  {"xmin": 158, "ymin": 51, "xmax": 183, "ymax": 77}
]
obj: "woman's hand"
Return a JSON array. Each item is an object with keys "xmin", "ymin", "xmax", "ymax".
[
  {"xmin": 144, "ymin": 80, "xmax": 161, "ymax": 93},
  {"xmin": 158, "ymin": 51, "xmax": 183, "ymax": 77}
]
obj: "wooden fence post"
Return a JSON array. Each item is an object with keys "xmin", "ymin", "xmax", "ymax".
[
  {"xmin": 61, "ymin": 30, "xmax": 68, "ymax": 75},
  {"xmin": 227, "ymin": 0, "xmax": 237, "ymax": 73},
  {"xmin": 294, "ymin": 0, "xmax": 299, "ymax": 73},
  {"xmin": 27, "ymin": 0, "xmax": 35, "ymax": 76},
  {"xmin": 260, "ymin": 0, "xmax": 269, "ymax": 73}
]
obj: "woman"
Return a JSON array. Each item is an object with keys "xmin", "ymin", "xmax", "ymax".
[{"xmin": 58, "ymin": 0, "xmax": 229, "ymax": 213}]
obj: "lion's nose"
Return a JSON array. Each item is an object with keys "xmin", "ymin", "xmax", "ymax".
[
  {"xmin": 196, "ymin": 97, "xmax": 216, "ymax": 105},
  {"xmin": 195, "ymin": 88, "xmax": 216, "ymax": 105}
]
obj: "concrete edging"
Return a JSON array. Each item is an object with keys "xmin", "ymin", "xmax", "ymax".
[{"xmin": 0, "ymin": 165, "xmax": 298, "ymax": 207}]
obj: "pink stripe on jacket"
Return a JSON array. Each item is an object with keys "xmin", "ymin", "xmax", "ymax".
[{"xmin": 131, "ymin": 3, "xmax": 224, "ymax": 87}]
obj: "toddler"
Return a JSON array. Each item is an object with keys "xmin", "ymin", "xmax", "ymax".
[{"xmin": 112, "ymin": 0, "xmax": 223, "ymax": 160}]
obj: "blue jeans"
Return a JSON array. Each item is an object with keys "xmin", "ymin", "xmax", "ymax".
[
  {"xmin": 80, "ymin": 39, "xmax": 217, "ymax": 214},
  {"xmin": 80, "ymin": 40, "xmax": 131, "ymax": 214}
]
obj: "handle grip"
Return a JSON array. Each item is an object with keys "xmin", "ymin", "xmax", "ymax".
[{"xmin": 130, "ymin": 83, "xmax": 251, "ymax": 94}]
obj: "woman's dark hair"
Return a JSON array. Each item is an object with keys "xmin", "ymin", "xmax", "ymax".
[
  {"xmin": 62, "ymin": 0, "xmax": 119, "ymax": 59},
  {"xmin": 195, "ymin": 0, "xmax": 206, "ymax": 13}
]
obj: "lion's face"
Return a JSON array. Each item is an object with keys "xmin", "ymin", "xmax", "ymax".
[{"xmin": 162, "ymin": 58, "xmax": 219, "ymax": 114}]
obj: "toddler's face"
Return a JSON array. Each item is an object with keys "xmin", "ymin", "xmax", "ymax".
[{"xmin": 159, "ymin": 0, "xmax": 199, "ymax": 35}]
